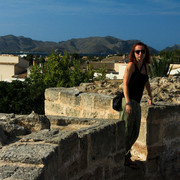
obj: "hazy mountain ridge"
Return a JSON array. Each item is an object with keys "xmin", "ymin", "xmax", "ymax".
[
  {"xmin": 0, "ymin": 34, "xmax": 178, "ymax": 55},
  {"xmin": 164, "ymin": 44, "xmax": 180, "ymax": 51},
  {"xmin": 0, "ymin": 35, "xmax": 58, "ymax": 52}
]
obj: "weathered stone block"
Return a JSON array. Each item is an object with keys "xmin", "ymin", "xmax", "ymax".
[
  {"xmin": 59, "ymin": 132, "xmax": 79, "ymax": 163},
  {"xmin": 45, "ymin": 88, "xmax": 62, "ymax": 101},
  {"xmin": 146, "ymin": 158, "xmax": 160, "ymax": 174},
  {"xmin": 107, "ymin": 112, "xmax": 119, "ymax": 120},
  {"xmin": 79, "ymin": 135, "xmax": 88, "ymax": 170},
  {"xmin": 93, "ymin": 166, "xmax": 103, "ymax": 179},
  {"xmin": 78, "ymin": 172, "xmax": 94, "ymax": 180},
  {"xmin": 80, "ymin": 93, "xmax": 95, "ymax": 109},
  {"xmin": 19, "ymin": 112, "xmax": 50, "ymax": 132},
  {"xmin": 104, "ymin": 166, "xmax": 111, "ymax": 180},
  {"xmin": 67, "ymin": 161, "xmax": 79, "ymax": 179},
  {"xmin": 81, "ymin": 109, "xmax": 98, "ymax": 119},
  {"xmin": 160, "ymin": 154, "xmax": 180, "ymax": 180},
  {"xmin": 116, "ymin": 120, "xmax": 125, "ymax": 152},
  {"xmin": 56, "ymin": 167, "xmax": 68, "ymax": 180},
  {"xmin": 45, "ymin": 101, "xmax": 64, "ymax": 116},
  {"xmin": 60, "ymin": 90, "xmax": 81, "ymax": 106},
  {"xmin": 112, "ymin": 166, "xmax": 125, "ymax": 180},
  {"xmin": 94, "ymin": 94, "xmax": 112, "ymax": 110},
  {"xmin": 147, "ymin": 145, "xmax": 164, "ymax": 159},
  {"xmin": 0, "ymin": 125, "xmax": 8, "ymax": 146},
  {"xmin": 59, "ymin": 87, "xmax": 80, "ymax": 101},
  {"xmin": 0, "ymin": 143, "xmax": 58, "ymax": 165},
  {"xmin": 163, "ymin": 121, "xmax": 180, "ymax": 140},
  {"xmin": 147, "ymin": 123, "xmax": 161, "ymax": 146},
  {"xmin": 88, "ymin": 123, "xmax": 117, "ymax": 162},
  {"xmin": 66, "ymin": 107, "xmax": 81, "ymax": 117},
  {"xmin": 114, "ymin": 152, "xmax": 125, "ymax": 165},
  {"xmin": 0, "ymin": 165, "xmax": 44, "ymax": 180},
  {"xmin": 21, "ymin": 129, "xmax": 65, "ymax": 145}
]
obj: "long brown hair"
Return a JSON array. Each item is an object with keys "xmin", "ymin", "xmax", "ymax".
[{"xmin": 129, "ymin": 42, "xmax": 151, "ymax": 64}]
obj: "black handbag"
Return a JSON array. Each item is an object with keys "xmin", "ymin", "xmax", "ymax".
[{"xmin": 112, "ymin": 92, "xmax": 124, "ymax": 111}]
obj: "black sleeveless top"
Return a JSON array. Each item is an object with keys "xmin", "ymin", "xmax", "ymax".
[{"xmin": 128, "ymin": 62, "xmax": 148, "ymax": 103}]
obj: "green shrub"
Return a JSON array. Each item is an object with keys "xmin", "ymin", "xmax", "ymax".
[{"xmin": 150, "ymin": 57, "xmax": 172, "ymax": 78}]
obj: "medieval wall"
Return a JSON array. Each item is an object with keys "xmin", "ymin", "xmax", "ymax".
[
  {"xmin": 0, "ymin": 115, "xmax": 125, "ymax": 180},
  {"xmin": 0, "ymin": 85, "xmax": 179, "ymax": 179},
  {"xmin": 45, "ymin": 87, "xmax": 180, "ymax": 179},
  {"xmin": 45, "ymin": 87, "xmax": 119, "ymax": 119}
]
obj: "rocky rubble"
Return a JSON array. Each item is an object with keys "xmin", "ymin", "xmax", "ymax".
[
  {"xmin": 0, "ymin": 111, "xmax": 50, "ymax": 148},
  {"xmin": 78, "ymin": 76, "xmax": 180, "ymax": 104}
]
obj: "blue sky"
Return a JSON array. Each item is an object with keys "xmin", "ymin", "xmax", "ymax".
[{"xmin": 0, "ymin": 0, "xmax": 180, "ymax": 50}]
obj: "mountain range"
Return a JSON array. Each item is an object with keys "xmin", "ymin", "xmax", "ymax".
[
  {"xmin": 0, "ymin": 35, "xmax": 178, "ymax": 55},
  {"xmin": 164, "ymin": 44, "xmax": 180, "ymax": 51}
]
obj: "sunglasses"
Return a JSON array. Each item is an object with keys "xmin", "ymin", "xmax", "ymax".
[{"xmin": 134, "ymin": 50, "xmax": 146, "ymax": 54}]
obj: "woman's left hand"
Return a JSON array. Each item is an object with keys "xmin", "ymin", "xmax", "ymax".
[{"xmin": 148, "ymin": 99, "xmax": 153, "ymax": 105}]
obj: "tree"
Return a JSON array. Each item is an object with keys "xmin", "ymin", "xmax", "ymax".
[
  {"xmin": 72, "ymin": 53, "xmax": 80, "ymax": 60},
  {"xmin": 29, "ymin": 51, "xmax": 96, "ymax": 87},
  {"xmin": 25, "ymin": 54, "xmax": 34, "ymax": 66},
  {"xmin": 159, "ymin": 49, "xmax": 180, "ymax": 64},
  {"xmin": 94, "ymin": 64, "xmax": 107, "ymax": 80},
  {"xmin": 0, "ymin": 80, "xmax": 45, "ymax": 114}
]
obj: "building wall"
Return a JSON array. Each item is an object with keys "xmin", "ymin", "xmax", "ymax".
[
  {"xmin": 114, "ymin": 63, "xmax": 127, "ymax": 79},
  {"xmin": 0, "ymin": 64, "xmax": 15, "ymax": 81},
  {"xmin": 0, "ymin": 55, "xmax": 29, "ymax": 82},
  {"xmin": 18, "ymin": 57, "xmax": 29, "ymax": 68},
  {"xmin": 0, "ymin": 55, "xmax": 19, "ymax": 64},
  {"xmin": 15, "ymin": 64, "xmax": 25, "ymax": 75}
]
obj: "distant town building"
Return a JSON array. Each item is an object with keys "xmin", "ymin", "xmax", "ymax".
[{"xmin": 0, "ymin": 55, "xmax": 29, "ymax": 82}]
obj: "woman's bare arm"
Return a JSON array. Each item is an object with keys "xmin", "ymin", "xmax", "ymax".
[{"xmin": 123, "ymin": 62, "xmax": 135, "ymax": 114}]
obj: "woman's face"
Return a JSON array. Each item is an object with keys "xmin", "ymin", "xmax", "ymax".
[{"xmin": 134, "ymin": 45, "xmax": 146, "ymax": 62}]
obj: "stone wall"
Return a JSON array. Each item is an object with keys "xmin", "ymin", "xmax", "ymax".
[
  {"xmin": 45, "ymin": 87, "xmax": 119, "ymax": 120},
  {"xmin": 0, "ymin": 83, "xmax": 179, "ymax": 179},
  {"xmin": 145, "ymin": 103, "xmax": 180, "ymax": 179},
  {"xmin": 45, "ymin": 87, "xmax": 180, "ymax": 179},
  {"xmin": 0, "ymin": 116, "xmax": 125, "ymax": 180}
]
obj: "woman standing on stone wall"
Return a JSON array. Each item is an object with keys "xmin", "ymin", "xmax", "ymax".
[{"xmin": 120, "ymin": 42, "xmax": 153, "ymax": 168}]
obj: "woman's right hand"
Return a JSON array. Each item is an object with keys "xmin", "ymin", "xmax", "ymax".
[{"xmin": 126, "ymin": 104, "xmax": 132, "ymax": 114}]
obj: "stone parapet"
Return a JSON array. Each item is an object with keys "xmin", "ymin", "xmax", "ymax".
[
  {"xmin": 145, "ymin": 103, "xmax": 180, "ymax": 179},
  {"xmin": 0, "ymin": 117, "xmax": 125, "ymax": 180},
  {"xmin": 45, "ymin": 87, "xmax": 119, "ymax": 119},
  {"xmin": 0, "ymin": 85, "xmax": 179, "ymax": 179},
  {"xmin": 132, "ymin": 102, "xmax": 180, "ymax": 179},
  {"xmin": 45, "ymin": 87, "xmax": 180, "ymax": 179}
]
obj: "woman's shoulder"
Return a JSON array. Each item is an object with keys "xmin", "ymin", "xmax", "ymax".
[{"xmin": 127, "ymin": 62, "xmax": 135, "ymax": 71}]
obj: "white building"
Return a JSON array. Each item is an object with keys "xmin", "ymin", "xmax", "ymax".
[
  {"xmin": 169, "ymin": 64, "xmax": 180, "ymax": 76},
  {"xmin": 0, "ymin": 55, "xmax": 29, "ymax": 82},
  {"xmin": 94, "ymin": 62, "xmax": 127, "ymax": 80}
]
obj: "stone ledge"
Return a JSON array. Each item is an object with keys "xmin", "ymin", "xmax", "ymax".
[{"xmin": 0, "ymin": 116, "xmax": 125, "ymax": 179}]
